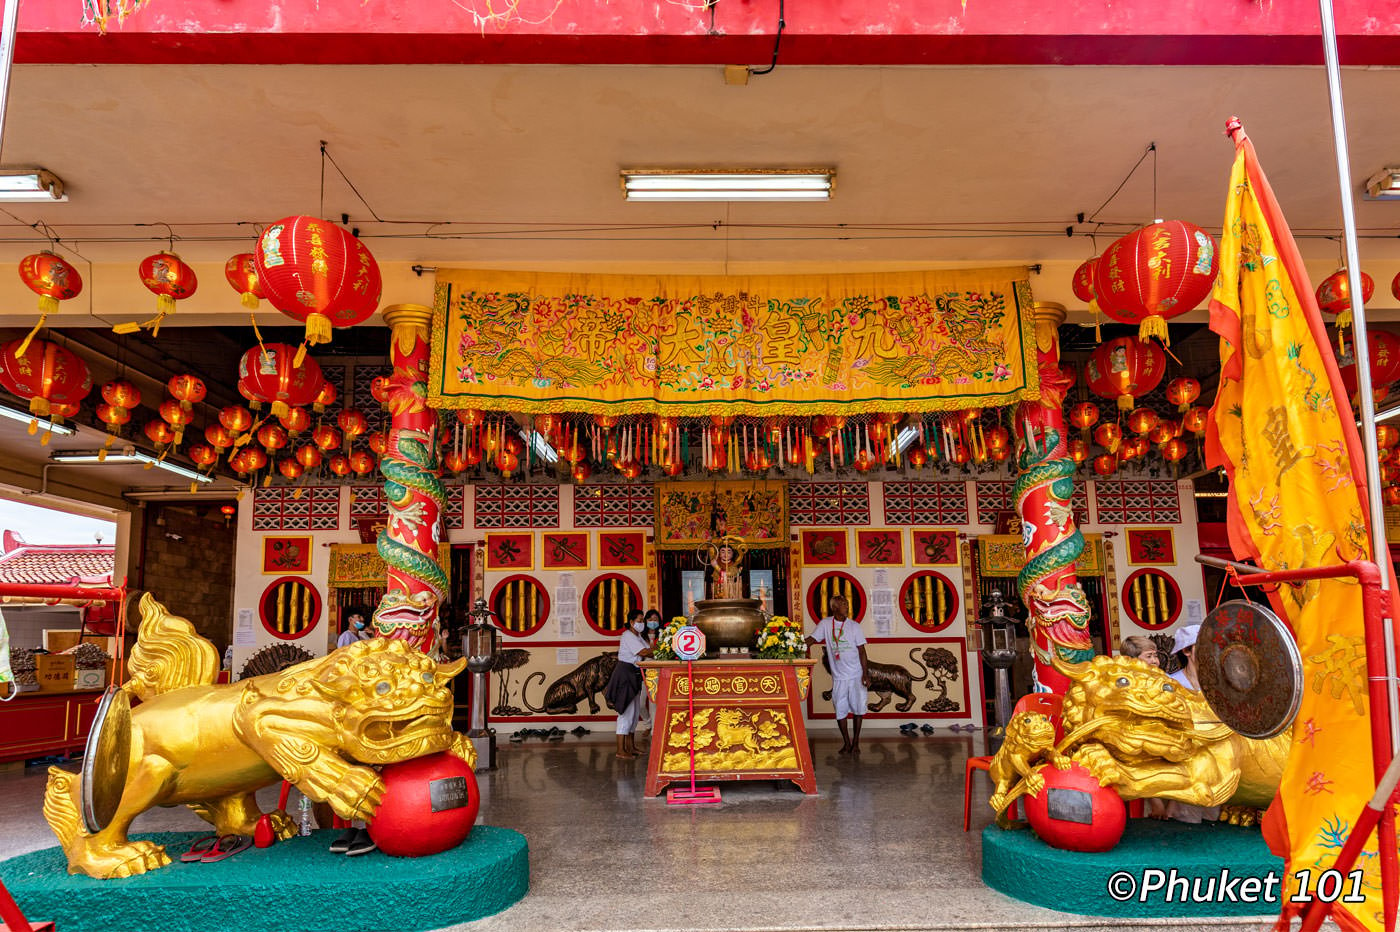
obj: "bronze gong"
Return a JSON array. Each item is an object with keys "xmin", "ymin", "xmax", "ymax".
[
  {"xmin": 1196, "ymin": 599, "xmax": 1302, "ymax": 739},
  {"xmin": 81, "ymin": 685, "xmax": 132, "ymax": 833}
]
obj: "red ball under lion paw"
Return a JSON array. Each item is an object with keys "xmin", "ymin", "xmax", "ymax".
[
  {"xmin": 1022, "ymin": 761, "xmax": 1127, "ymax": 853},
  {"xmin": 368, "ymin": 752, "xmax": 479, "ymax": 857}
]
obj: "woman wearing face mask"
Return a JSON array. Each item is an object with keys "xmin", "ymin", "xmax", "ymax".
[
  {"xmin": 336, "ymin": 606, "xmax": 371, "ymax": 649},
  {"xmin": 635, "ymin": 609, "xmax": 664, "ymax": 737},
  {"xmin": 603, "ymin": 609, "xmax": 653, "ymax": 759}
]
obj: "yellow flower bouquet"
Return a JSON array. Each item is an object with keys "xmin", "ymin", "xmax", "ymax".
[
  {"xmin": 754, "ymin": 615, "xmax": 805, "ymax": 659},
  {"xmin": 651, "ymin": 616, "xmax": 690, "ymax": 660}
]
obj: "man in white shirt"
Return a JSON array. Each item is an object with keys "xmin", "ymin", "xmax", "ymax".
[{"xmin": 805, "ymin": 596, "xmax": 872, "ymax": 755}]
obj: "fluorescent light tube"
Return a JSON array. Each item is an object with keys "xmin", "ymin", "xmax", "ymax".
[
  {"xmin": 621, "ymin": 169, "xmax": 834, "ymax": 202},
  {"xmin": 51, "ymin": 452, "xmax": 143, "ymax": 464},
  {"xmin": 0, "ymin": 169, "xmax": 66, "ymax": 202},
  {"xmin": 134, "ymin": 452, "xmax": 212, "ymax": 483},
  {"xmin": 0, "ymin": 405, "xmax": 76, "ymax": 435}
]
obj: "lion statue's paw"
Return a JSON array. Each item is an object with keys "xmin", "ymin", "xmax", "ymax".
[
  {"xmin": 1219, "ymin": 805, "xmax": 1260, "ymax": 827},
  {"xmin": 1072, "ymin": 744, "xmax": 1122, "ymax": 786}
]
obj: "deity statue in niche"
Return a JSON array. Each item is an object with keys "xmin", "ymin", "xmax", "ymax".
[{"xmin": 698, "ymin": 534, "xmax": 749, "ymax": 600}]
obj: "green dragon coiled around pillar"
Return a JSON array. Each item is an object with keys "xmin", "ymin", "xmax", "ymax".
[
  {"xmin": 374, "ymin": 433, "xmax": 449, "ymax": 646},
  {"xmin": 1013, "ymin": 426, "xmax": 1095, "ymax": 669}
]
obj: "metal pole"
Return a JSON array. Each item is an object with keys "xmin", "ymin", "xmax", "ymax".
[
  {"xmin": 1317, "ymin": 0, "xmax": 1399, "ymax": 731},
  {"xmin": 1317, "ymin": 5, "xmax": 1400, "ymax": 925},
  {"xmin": 0, "ymin": 0, "xmax": 18, "ymax": 160}
]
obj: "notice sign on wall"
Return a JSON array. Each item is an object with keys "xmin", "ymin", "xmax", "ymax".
[{"xmin": 233, "ymin": 608, "xmax": 256, "ymax": 647}]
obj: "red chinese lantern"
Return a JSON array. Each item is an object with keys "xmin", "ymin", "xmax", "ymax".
[
  {"xmin": 442, "ymin": 451, "xmax": 467, "ymax": 473},
  {"xmin": 0, "ymin": 339, "xmax": 92, "ymax": 435},
  {"xmin": 255, "ymin": 217, "xmax": 382, "ymax": 365},
  {"xmin": 1165, "ymin": 377, "xmax": 1200, "ymax": 412},
  {"xmin": 1086, "ymin": 336, "xmax": 1167, "ymax": 411},
  {"xmin": 1318, "ymin": 269, "xmax": 1373, "ymax": 333},
  {"xmin": 457, "ymin": 408, "xmax": 484, "ymax": 428},
  {"xmin": 348, "ymin": 450, "xmax": 376, "ymax": 476},
  {"xmin": 237, "ymin": 447, "xmax": 268, "ymax": 475},
  {"xmin": 278, "ymin": 405, "xmax": 311, "ymax": 435},
  {"xmin": 278, "ymin": 459, "xmax": 304, "ymax": 481},
  {"xmin": 257, "ymin": 423, "xmax": 289, "ymax": 454},
  {"xmin": 1092, "ymin": 221, "xmax": 1218, "ymax": 344},
  {"xmin": 219, "ymin": 405, "xmax": 253, "ymax": 437},
  {"xmin": 313, "ymin": 379, "xmax": 338, "ymax": 414},
  {"xmin": 96, "ymin": 403, "xmax": 129, "ymax": 431},
  {"xmin": 159, "ymin": 399, "xmax": 193, "ymax": 443},
  {"xmin": 17, "ymin": 252, "xmax": 83, "ymax": 356},
  {"xmin": 167, "ymin": 374, "xmax": 206, "ymax": 413},
  {"xmin": 1340, "ymin": 331, "xmax": 1400, "ymax": 402},
  {"xmin": 1072, "ymin": 257, "xmax": 1101, "ymax": 332},
  {"xmin": 1379, "ymin": 426, "xmax": 1400, "ymax": 450},
  {"xmin": 204, "ymin": 424, "xmax": 234, "ymax": 451},
  {"xmin": 990, "ymin": 446, "xmax": 1010, "ymax": 463},
  {"xmin": 1386, "ymin": 486, "xmax": 1400, "ymax": 508},
  {"xmin": 619, "ymin": 460, "xmax": 644, "ymax": 480},
  {"xmin": 237, "ymin": 344, "xmax": 324, "ymax": 419},
  {"xmin": 495, "ymin": 450, "xmax": 520, "ymax": 477},
  {"xmin": 662, "ymin": 458, "xmax": 685, "ymax": 476},
  {"xmin": 985, "ymin": 426, "xmax": 1010, "ymax": 455},
  {"xmin": 312, "ymin": 424, "xmax": 342, "ymax": 451},
  {"xmin": 907, "ymin": 445, "xmax": 929, "ymax": 468},
  {"xmin": 327, "ymin": 453, "xmax": 351, "ymax": 477},
  {"xmin": 1126, "ymin": 407, "xmax": 1159, "ymax": 436},
  {"xmin": 1182, "ymin": 406, "xmax": 1209, "ymax": 434},
  {"xmin": 188, "ymin": 443, "xmax": 218, "ymax": 468},
  {"xmin": 503, "ymin": 434, "xmax": 525, "ymax": 457},
  {"xmin": 868, "ymin": 420, "xmax": 889, "ymax": 442},
  {"xmin": 367, "ymin": 431, "xmax": 389, "ymax": 455},
  {"xmin": 1069, "ymin": 402, "xmax": 1100, "ymax": 433},
  {"xmin": 224, "ymin": 253, "xmax": 264, "ymax": 310},
  {"xmin": 101, "ymin": 379, "xmax": 140, "ymax": 411},
  {"xmin": 1149, "ymin": 422, "xmax": 1176, "ymax": 446},
  {"xmin": 1162, "ymin": 438, "xmax": 1189, "ymax": 463},
  {"xmin": 338, "ymin": 409, "xmax": 369, "ymax": 445},
  {"xmin": 119, "ymin": 252, "xmax": 197, "ymax": 336},
  {"xmin": 571, "ymin": 462, "xmax": 591, "ymax": 483},
  {"xmin": 462, "ymin": 446, "xmax": 483, "ymax": 467},
  {"xmin": 295, "ymin": 443, "xmax": 323, "ymax": 470},
  {"xmin": 1093, "ymin": 422, "xmax": 1123, "ymax": 454},
  {"xmin": 144, "ymin": 419, "xmax": 175, "ymax": 448},
  {"xmin": 533, "ymin": 413, "xmax": 560, "ymax": 439},
  {"xmin": 1093, "ymin": 453, "xmax": 1118, "ymax": 476},
  {"xmin": 1068, "ymin": 438, "xmax": 1089, "ymax": 464}
]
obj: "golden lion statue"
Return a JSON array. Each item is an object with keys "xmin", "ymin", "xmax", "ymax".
[
  {"xmin": 988, "ymin": 711, "xmax": 1070, "ymax": 813},
  {"xmin": 988, "ymin": 654, "xmax": 1289, "ymax": 818},
  {"xmin": 44, "ymin": 594, "xmax": 471, "ymax": 879}
]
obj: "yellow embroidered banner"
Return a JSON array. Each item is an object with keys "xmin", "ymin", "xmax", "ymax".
[
  {"xmin": 655, "ymin": 480, "xmax": 787, "ymax": 549},
  {"xmin": 1207, "ymin": 125, "xmax": 1392, "ymax": 932},
  {"xmin": 428, "ymin": 267, "xmax": 1039, "ymax": 415}
]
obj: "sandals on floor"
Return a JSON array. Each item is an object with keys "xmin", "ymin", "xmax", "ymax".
[
  {"xmin": 201, "ymin": 834, "xmax": 253, "ymax": 863},
  {"xmin": 180, "ymin": 834, "xmax": 220, "ymax": 862}
]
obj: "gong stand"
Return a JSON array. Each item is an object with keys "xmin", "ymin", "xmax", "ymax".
[{"xmin": 1195, "ymin": 555, "xmax": 1398, "ymax": 930}]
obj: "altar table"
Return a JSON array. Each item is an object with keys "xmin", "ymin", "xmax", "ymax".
[{"xmin": 640, "ymin": 658, "xmax": 818, "ymax": 796}]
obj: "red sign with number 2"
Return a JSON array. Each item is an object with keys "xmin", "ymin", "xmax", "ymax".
[{"xmin": 672, "ymin": 625, "xmax": 706, "ymax": 661}]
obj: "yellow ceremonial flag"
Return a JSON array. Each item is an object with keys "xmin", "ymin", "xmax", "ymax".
[{"xmin": 1207, "ymin": 121, "xmax": 1397, "ymax": 932}]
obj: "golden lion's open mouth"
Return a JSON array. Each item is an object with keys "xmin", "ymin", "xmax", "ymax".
[{"xmin": 362, "ymin": 710, "xmax": 449, "ymax": 749}]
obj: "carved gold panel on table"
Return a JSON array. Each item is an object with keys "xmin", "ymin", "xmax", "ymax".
[{"xmin": 639, "ymin": 659, "xmax": 817, "ymax": 796}]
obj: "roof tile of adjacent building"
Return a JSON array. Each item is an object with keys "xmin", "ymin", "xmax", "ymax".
[{"xmin": 0, "ymin": 530, "xmax": 114, "ymax": 587}]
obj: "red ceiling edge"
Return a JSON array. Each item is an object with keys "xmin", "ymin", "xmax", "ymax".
[{"xmin": 14, "ymin": 34, "xmax": 1400, "ymax": 67}]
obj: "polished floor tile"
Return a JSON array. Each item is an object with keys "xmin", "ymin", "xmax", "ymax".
[{"xmin": 0, "ymin": 734, "xmax": 1279, "ymax": 932}]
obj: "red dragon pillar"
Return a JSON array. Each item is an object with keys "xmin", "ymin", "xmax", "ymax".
[
  {"xmin": 1011, "ymin": 302, "xmax": 1093, "ymax": 694},
  {"xmin": 372, "ymin": 303, "xmax": 448, "ymax": 653}
]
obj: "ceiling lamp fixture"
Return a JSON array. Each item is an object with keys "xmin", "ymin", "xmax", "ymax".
[
  {"xmin": 1365, "ymin": 167, "xmax": 1400, "ymax": 199},
  {"xmin": 0, "ymin": 403, "xmax": 75, "ymax": 435},
  {"xmin": 50, "ymin": 448, "xmax": 213, "ymax": 483},
  {"xmin": 0, "ymin": 169, "xmax": 66, "ymax": 202},
  {"xmin": 620, "ymin": 169, "xmax": 834, "ymax": 202}
]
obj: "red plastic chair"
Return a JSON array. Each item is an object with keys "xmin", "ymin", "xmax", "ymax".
[{"xmin": 962, "ymin": 693, "xmax": 1064, "ymax": 831}]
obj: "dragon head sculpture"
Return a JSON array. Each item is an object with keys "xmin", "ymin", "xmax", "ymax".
[{"xmin": 372, "ymin": 589, "xmax": 440, "ymax": 649}]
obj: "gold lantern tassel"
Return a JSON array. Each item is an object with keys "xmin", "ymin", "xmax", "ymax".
[
  {"xmin": 251, "ymin": 313, "xmax": 270, "ymax": 359},
  {"xmin": 14, "ymin": 296, "xmax": 55, "ymax": 358},
  {"xmin": 306, "ymin": 312, "xmax": 333, "ymax": 346},
  {"xmin": 1138, "ymin": 315, "xmax": 1169, "ymax": 346},
  {"xmin": 242, "ymin": 292, "xmax": 260, "ymax": 311},
  {"xmin": 271, "ymin": 401, "xmax": 290, "ymax": 420},
  {"xmin": 1117, "ymin": 392, "xmax": 1134, "ymax": 412},
  {"xmin": 1091, "ymin": 301, "xmax": 1102, "ymax": 343}
]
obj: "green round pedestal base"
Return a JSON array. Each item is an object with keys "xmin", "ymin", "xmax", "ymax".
[
  {"xmin": 2, "ymin": 827, "xmax": 528, "ymax": 932},
  {"xmin": 982, "ymin": 820, "xmax": 1285, "ymax": 917}
]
